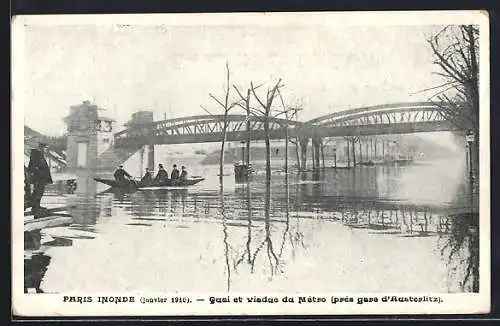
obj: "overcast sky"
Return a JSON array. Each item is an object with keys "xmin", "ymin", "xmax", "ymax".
[{"xmin": 21, "ymin": 23, "xmax": 445, "ymax": 137}]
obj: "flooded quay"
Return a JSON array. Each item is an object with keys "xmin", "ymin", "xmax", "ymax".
[{"xmin": 24, "ymin": 156, "xmax": 479, "ymax": 294}]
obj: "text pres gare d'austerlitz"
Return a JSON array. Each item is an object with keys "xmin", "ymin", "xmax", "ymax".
[{"xmin": 62, "ymin": 295, "xmax": 444, "ymax": 305}]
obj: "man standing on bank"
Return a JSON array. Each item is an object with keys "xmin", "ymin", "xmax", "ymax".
[{"xmin": 27, "ymin": 142, "xmax": 53, "ymax": 218}]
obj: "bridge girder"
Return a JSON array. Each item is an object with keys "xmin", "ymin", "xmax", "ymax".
[
  {"xmin": 113, "ymin": 102, "xmax": 461, "ymax": 148},
  {"xmin": 305, "ymin": 101, "xmax": 449, "ymax": 126},
  {"xmin": 115, "ymin": 114, "xmax": 304, "ymax": 147}
]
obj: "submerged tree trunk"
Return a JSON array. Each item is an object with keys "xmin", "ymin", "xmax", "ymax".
[
  {"xmin": 352, "ymin": 138, "xmax": 357, "ymax": 166},
  {"xmin": 219, "ymin": 115, "xmax": 228, "ymax": 183},
  {"xmin": 320, "ymin": 141, "xmax": 325, "ymax": 169},
  {"xmin": 294, "ymin": 139, "xmax": 301, "ymax": 171},
  {"xmin": 285, "ymin": 124, "xmax": 289, "ymax": 174},
  {"xmin": 359, "ymin": 138, "xmax": 363, "ymax": 164},
  {"xmin": 346, "ymin": 140, "xmax": 351, "ymax": 168},
  {"xmin": 246, "ymin": 90, "xmax": 251, "ymax": 166},
  {"xmin": 264, "ymin": 118, "xmax": 271, "ymax": 180}
]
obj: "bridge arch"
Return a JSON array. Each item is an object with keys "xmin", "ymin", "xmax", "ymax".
[
  {"xmin": 114, "ymin": 114, "xmax": 306, "ymax": 147},
  {"xmin": 303, "ymin": 101, "xmax": 459, "ymax": 137},
  {"xmin": 306, "ymin": 102, "xmax": 450, "ymax": 127}
]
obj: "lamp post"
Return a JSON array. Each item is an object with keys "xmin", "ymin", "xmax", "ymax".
[{"xmin": 465, "ymin": 129, "xmax": 475, "ymax": 215}]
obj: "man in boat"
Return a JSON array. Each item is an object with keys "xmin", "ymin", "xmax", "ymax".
[
  {"xmin": 154, "ymin": 164, "xmax": 168, "ymax": 184},
  {"xmin": 27, "ymin": 142, "xmax": 53, "ymax": 218},
  {"xmin": 180, "ymin": 166, "xmax": 188, "ymax": 181},
  {"xmin": 170, "ymin": 164, "xmax": 180, "ymax": 180},
  {"xmin": 113, "ymin": 165, "xmax": 132, "ymax": 186},
  {"xmin": 140, "ymin": 168, "xmax": 153, "ymax": 186}
]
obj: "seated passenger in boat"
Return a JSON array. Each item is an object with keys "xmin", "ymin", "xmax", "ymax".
[
  {"xmin": 170, "ymin": 164, "xmax": 180, "ymax": 180},
  {"xmin": 154, "ymin": 164, "xmax": 169, "ymax": 183},
  {"xmin": 140, "ymin": 168, "xmax": 153, "ymax": 186},
  {"xmin": 180, "ymin": 166, "xmax": 188, "ymax": 180},
  {"xmin": 114, "ymin": 165, "xmax": 132, "ymax": 181}
]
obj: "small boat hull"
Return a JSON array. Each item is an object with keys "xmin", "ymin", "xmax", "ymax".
[{"xmin": 94, "ymin": 177, "xmax": 205, "ymax": 191}]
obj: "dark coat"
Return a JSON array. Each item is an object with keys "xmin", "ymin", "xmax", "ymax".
[
  {"xmin": 141, "ymin": 172, "xmax": 153, "ymax": 184},
  {"xmin": 24, "ymin": 167, "xmax": 33, "ymax": 208},
  {"xmin": 27, "ymin": 149, "xmax": 53, "ymax": 184},
  {"xmin": 170, "ymin": 168, "xmax": 180, "ymax": 180},
  {"xmin": 180, "ymin": 170, "xmax": 187, "ymax": 180},
  {"xmin": 154, "ymin": 169, "xmax": 168, "ymax": 182},
  {"xmin": 114, "ymin": 168, "xmax": 132, "ymax": 180}
]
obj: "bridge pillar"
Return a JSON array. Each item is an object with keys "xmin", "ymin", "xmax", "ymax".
[
  {"xmin": 147, "ymin": 144, "xmax": 155, "ymax": 171},
  {"xmin": 125, "ymin": 110, "xmax": 155, "ymax": 172},
  {"xmin": 139, "ymin": 146, "xmax": 145, "ymax": 175},
  {"xmin": 63, "ymin": 101, "xmax": 115, "ymax": 173},
  {"xmin": 312, "ymin": 138, "xmax": 321, "ymax": 170},
  {"xmin": 299, "ymin": 137, "xmax": 309, "ymax": 171}
]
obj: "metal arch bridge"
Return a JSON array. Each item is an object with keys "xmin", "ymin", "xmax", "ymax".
[
  {"xmin": 305, "ymin": 101, "xmax": 459, "ymax": 138},
  {"xmin": 113, "ymin": 102, "xmax": 460, "ymax": 148},
  {"xmin": 114, "ymin": 114, "xmax": 306, "ymax": 148}
]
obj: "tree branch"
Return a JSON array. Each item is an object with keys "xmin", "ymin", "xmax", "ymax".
[
  {"xmin": 209, "ymin": 93, "xmax": 226, "ymax": 108},
  {"xmin": 251, "ymin": 82, "xmax": 267, "ymax": 109}
]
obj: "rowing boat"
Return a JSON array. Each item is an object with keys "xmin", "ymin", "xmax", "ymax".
[{"xmin": 94, "ymin": 177, "xmax": 205, "ymax": 191}]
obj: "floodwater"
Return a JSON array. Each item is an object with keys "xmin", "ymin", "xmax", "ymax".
[{"xmin": 24, "ymin": 155, "xmax": 479, "ymax": 294}]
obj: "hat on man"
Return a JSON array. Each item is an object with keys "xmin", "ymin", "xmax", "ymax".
[{"xmin": 182, "ymin": 166, "xmax": 186, "ymax": 169}]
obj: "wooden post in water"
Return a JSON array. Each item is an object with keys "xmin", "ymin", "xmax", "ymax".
[
  {"xmin": 370, "ymin": 138, "xmax": 374, "ymax": 160},
  {"xmin": 346, "ymin": 140, "xmax": 351, "ymax": 168},
  {"xmin": 358, "ymin": 138, "xmax": 363, "ymax": 164},
  {"xmin": 320, "ymin": 140, "xmax": 325, "ymax": 169},
  {"xmin": 352, "ymin": 138, "xmax": 356, "ymax": 167},
  {"xmin": 333, "ymin": 148, "xmax": 337, "ymax": 168},
  {"xmin": 382, "ymin": 139, "xmax": 385, "ymax": 162}
]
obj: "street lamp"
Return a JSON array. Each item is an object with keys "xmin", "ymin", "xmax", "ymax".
[{"xmin": 465, "ymin": 129, "xmax": 475, "ymax": 215}]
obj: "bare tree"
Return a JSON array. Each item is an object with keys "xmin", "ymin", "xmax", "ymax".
[
  {"xmin": 233, "ymin": 83, "xmax": 263, "ymax": 167},
  {"xmin": 276, "ymin": 89, "xmax": 302, "ymax": 175},
  {"xmin": 288, "ymin": 107, "xmax": 303, "ymax": 171},
  {"xmin": 204, "ymin": 62, "xmax": 239, "ymax": 183},
  {"xmin": 426, "ymin": 25, "xmax": 479, "ymax": 171},
  {"xmin": 250, "ymin": 79, "xmax": 285, "ymax": 179}
]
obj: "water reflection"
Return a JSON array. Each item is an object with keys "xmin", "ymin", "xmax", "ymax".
[{"xmin": 24, "ymin": 158, "xmax": 479, "ymax": 293}]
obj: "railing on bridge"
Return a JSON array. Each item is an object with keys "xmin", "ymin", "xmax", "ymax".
[{"xmin": 114, "ymin": 114, "xmax": 305, "ymax": 147}]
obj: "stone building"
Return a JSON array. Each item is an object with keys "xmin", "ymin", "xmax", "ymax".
[{"xmin": 63, "ymin": 101, "xmax": 115, "ymax": 172}]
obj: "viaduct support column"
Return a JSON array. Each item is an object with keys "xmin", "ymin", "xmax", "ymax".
[
  {"xmin": 299, "ymin": 137, "xmax": 309, "ymax": 171},
  {"xmin": 139, "ymin": 146, "xmax": 145, "ymax": 175},
  {"xmin": 147, "ymin": 144, "xmax": 155, "ymax": 171},
  {"xmin": 126, "ymin": 110, "xmax": 155, "ymax": 173},
  {"xmin": 312, "ymin": 138, "xmax": 321, "ymax": 170}
]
